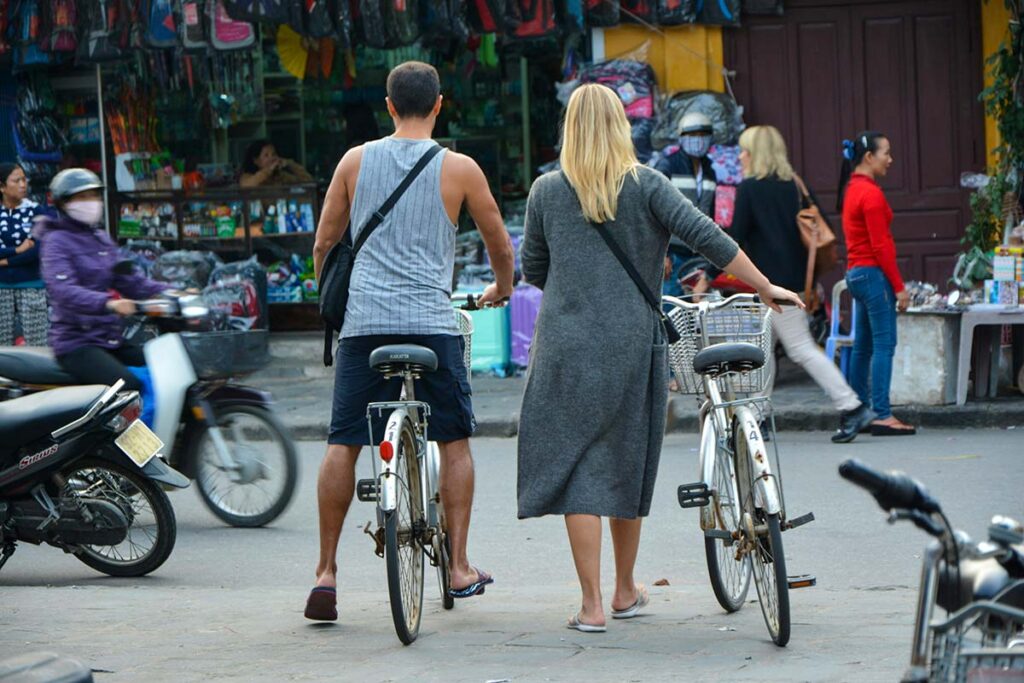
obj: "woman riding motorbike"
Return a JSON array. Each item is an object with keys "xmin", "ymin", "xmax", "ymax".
[{"xmin": 38, "ymin": 169, "xmax": 168, "ymax": 392}]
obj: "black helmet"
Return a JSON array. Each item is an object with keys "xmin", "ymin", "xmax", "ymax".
[{"xmin": 50, "ymin": 168, "xmax": 104, "ymax": 201}]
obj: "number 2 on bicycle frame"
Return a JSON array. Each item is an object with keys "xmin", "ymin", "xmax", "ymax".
[
  {"xmin": 354, "ymin": 343, "xmax": 455, "ymax": 645},
  {"xmin": 665, "ymin": 294, "xmax": 816, "ymax": 647}
]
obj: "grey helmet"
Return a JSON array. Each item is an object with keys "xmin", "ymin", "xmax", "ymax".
[
  {"xmin": 677, "ymin": 112, "xmax": 714, "ymax": 136},
  {"xmin": 50, "ymin": 168, "xmax": 104, "ymax": 201}
]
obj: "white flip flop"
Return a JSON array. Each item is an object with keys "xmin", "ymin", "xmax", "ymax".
[
  {"xmin": 567, "ymin": 613, "xmax": 606, "ymax": 633},
  {"xmin": 611, "ymin": 584, "xmax": 650, "ymax": 619}
]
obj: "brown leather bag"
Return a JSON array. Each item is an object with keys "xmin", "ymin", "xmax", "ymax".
[{"xmin": 794, "ymin": 174, "xmax": 838, "ymax": 304}]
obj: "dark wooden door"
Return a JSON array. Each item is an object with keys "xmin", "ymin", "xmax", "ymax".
[{"xmin": 724, "ymin": 0, "xmax": 986, "ymax": 288}]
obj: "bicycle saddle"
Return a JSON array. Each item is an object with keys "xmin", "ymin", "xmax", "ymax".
[
  {"xmin": 692, "ymin": 342, "xmax": 765, "ymax": 376},
  {"xmin": 369, "ymin": 345, "xmax": 439, "ymax": 373}
]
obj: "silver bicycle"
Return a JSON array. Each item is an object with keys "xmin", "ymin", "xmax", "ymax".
[
  {"xmin": 665, "ymin": 293, "xmax": 815, "ymax": 647},
  {"xmin": 354, "ymin": 302, "xmax": 476, "ymax": 645}
]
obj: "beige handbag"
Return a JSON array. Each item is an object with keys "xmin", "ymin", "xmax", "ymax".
[{"xmin": 794, "ymin": 174, "xmax": 838, "ymax": 305}]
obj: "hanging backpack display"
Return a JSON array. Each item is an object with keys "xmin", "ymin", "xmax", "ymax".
[
  {"xmin": 41, "ymin": 0, "xmax": 76, "ymax": 52},
  {"xmin": 619, "ymin": 0, "xmax": 653, "ymax": 24},
  {"xmin": 422, "ymin": 0, "xmax": 469, "ymax": 51},
  {"xmin": 467, "ymin": 0, "xmax": 507, "ymax": 33},
  {"xmin": 509, "ymin": 0, "xmax": 557, "ymax": 42},
  {"xmin": 658, "ymin": 0, "xmax": 695, "ymax": 25},
  {"xmin": 558, "ymin": 0, "xmax": 583, "ymax": 35},
  {"xmin": 585, "ymin": 0, "xmax": 618, "ymax": 28},
  {"xmin": 76, "ymin": 0, "xmax": 129, "ymax": 63},
  {"xmin": 357, "ymin": 0, "xmax": 389, "ymax": 47},
  {"xmin": 145, "ymin": 0, "xmax": 178, "ymax": 47},
  {"xmin": 221, "ymin": 0, "xmax": 290, "ymax": 23},
  {"xmin": 696, "ymin": 0, "xmax": 739, "ymax": 26},
  {"xmin": 332, "ymin": 0, "xmax": 353, "ymax": 47},
  {"xmin": 580, "ymin": 60, "xmax": 657, "ymax": 120},
  {"xmin": 742, "ymin": 0, "xmax": 780, "ymax": 15},
  {"xmin": 181, "ymin": 0, "xmax": 208, "ymax": 49},
  {"xmin": 300, "ymin": 0, "xmax": 338, "ymax": 38},
  {"xmin": 11, "ymin": 0, "xmax": 52, "ymax": 68},
  {"xmin": 386, "ymin": 0, "xmax": 422, "ymax": 47},
  {"xmin": 209, "ymin": 0, "xmax": 255, "ymax": 50}
]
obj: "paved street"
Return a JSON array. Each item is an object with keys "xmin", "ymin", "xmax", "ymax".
[{"xmin": 2, "ymin": 429, "xmax": 1022, "ymax": 682}]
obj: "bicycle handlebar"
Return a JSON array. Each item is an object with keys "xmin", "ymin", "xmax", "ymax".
[
  {"xmin": 838, "ymin": 458, "xmax": 941, "ymax": 514},
  {"xmin": 451, "ymin": 293, "xmax": 510, "ymax": 311}
]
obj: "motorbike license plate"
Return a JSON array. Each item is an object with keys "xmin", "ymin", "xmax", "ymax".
[{"xmin": 115, "ymin": 420, "xmax": 164, "ymax": 468}]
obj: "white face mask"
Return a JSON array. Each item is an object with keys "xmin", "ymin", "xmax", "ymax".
[{"xmin": 65, "ymin": 200, "xmax": 104, "ymax": 226}]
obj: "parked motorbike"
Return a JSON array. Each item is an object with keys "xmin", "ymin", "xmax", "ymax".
[
  {"xmin": 840, "ymin": 459, "xmax": 1024, "ymax": 682},
  {"xmin": 0, "ymin": 293, "xmax": 298, "ymax": 528},
  {"xmin": 0, "ymin": 380, "xmax": 187, "ymax": 577}
]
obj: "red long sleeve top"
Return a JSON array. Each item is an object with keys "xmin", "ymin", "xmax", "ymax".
[{"xmin": 842, "ymin": 173, "xmax": 904, "ymax": 293}]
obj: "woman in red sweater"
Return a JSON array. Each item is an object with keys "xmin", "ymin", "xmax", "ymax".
[{"xmin": 838, "ymin": 131, "xmax": 915, "ymax": 435}]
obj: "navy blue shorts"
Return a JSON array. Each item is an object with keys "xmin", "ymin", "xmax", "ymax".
[{"xmin": 328, "ymin": 334, "xmax": 476, "ymax": 446}]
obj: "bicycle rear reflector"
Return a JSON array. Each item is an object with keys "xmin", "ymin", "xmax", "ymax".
[{"xmin": 379, "ymin": 441, "xmax": 394, "ymax": 463}]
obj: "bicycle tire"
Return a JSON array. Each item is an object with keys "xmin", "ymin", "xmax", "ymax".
[
  {"xmin": 384, "ymin": 420, "xmax": 424, "ymax": 645},
  {"xmin": 704, "ymin": 418, "xmax": 751, "ymax": 613},
  {"xmin": 439, "ymin": 533, "xmax": 454, "ymax": 610},
  {"xmin": 735, "ymin": 418, "xmax": 790, "ymax": 646}
]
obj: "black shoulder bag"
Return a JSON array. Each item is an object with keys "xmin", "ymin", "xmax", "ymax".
[
  {"xmin": 319, "ymin": 143, "xmax": 443, "ymax": 366},
  {"xmin": 558, "ymin": 172, "xmax": 681, "ymax": 344}
]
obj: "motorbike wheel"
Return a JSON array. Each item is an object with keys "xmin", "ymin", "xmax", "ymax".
[
  {"xmin": 62, "ymin": 457, "xmax": 177, "ymax": 578},
  {"xmin": 191, "ymin": 405, "xmax": 299, "ymax": 528}
]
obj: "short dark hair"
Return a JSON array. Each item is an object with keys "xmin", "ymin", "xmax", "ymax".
[
  {"xmin": 0, "ymin": 163, "xmax": 22, "ymax": 186},
  {"xmin": 386, "ymin": 62, "xmax": 440, "ymax": 119},
  {"xmin": 836, "ymin": 130, "xmax": 887, "ymax": 211}
]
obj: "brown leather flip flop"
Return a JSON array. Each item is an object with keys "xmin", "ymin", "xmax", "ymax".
[{"xmin": 304, "ymin": 586, "xmax": 338, "ymax": 621}]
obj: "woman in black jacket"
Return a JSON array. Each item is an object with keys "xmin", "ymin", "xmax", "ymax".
[{"xmin": 730, "ymin": 126, "xmax": 872, "ymax": 443}]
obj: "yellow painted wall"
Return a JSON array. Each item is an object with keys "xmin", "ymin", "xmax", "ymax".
[
  {"xmin": 982, "ymin": 0, "xmax": 1011, "ymax": 170},
  {"xmin": 603, "ymin": 25, "xmax": 725, "ymax": 93}
]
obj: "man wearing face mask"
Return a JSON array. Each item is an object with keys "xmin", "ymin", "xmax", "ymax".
[
  {"xmin": 37, "ymin": 169, "xmax": 168, "ymax": 392},
  {"xmin": 651, "ymin": 112, "xmax": 718, "ymax": 295}
]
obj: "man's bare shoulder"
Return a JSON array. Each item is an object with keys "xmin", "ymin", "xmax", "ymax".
[{"xmin": 441, "ymin": 150, "xmax": 482, "ymax": 177}]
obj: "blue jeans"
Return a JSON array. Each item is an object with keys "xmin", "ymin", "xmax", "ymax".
[{"xmin": 846, "ymin": 267, "xmax": 897, "ymax": 419}]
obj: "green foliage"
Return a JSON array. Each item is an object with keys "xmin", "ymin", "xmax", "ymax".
[{"xmin": 968, "ymin": 1, "xmax": 1024, "ymax": 254}]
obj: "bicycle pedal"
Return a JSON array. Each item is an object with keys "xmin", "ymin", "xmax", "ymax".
[
  {"xmin": 704, "ymin": 529, "xmax": 733, "ymax": 542},
  {"xmin": 356, "ymin": 478, "xmax": 379, "ymax": 503},
  {"xmin": 678, "ymin": 482, "xmax": 710, "ymax": 509},
  {"xmin": 787, "ymin": 574, "xmax": 816, "ymax": 589},
  {"xmin": 362, "ymin": 521, "xmax": 385, "ymax": 558},
  {"xmin": 784, "ymin": 512, "xmax": 815, "ymax": 530}
]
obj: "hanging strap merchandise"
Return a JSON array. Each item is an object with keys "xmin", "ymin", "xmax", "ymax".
[
  {"xmin": 558, "ymin": 172, "xmax": 680, "ymax": 344},
  {"xmin": 319, "ymin": 143, "xmax": 443, "ymax": 366}
]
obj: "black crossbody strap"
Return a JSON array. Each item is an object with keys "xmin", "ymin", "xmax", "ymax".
[
  {"xmin": 559, "ymin": 172, "xmax": 680, "ymax": 343},
  {"xmin": 352, "ymin": 143, "xmax": 443, "ymax": 254}
]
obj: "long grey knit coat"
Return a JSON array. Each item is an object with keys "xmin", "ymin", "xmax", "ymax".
[{"xmin": 517, "ymin": 167, "xmax": 739, "ymax": 519}]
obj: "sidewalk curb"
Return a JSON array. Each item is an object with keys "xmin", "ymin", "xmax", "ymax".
[{"xmin": 282, "ymin": 399, "xmax": 1024, "ymax": 441}]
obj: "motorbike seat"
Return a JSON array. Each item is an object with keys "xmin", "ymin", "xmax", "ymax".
[
  {"xmin": 369, "ymin": 345, "xmax": 439, "ymax": 374},
  {"xmin": 0, "ymin": 348, "xmax": 78, "ymax": 385},
  {"xmin": 0, "ymin": 385, "xmax": 107, "ymax": 455},
  {"xmin": 692, "ymin": 342, "xmax": 765, "ymax": 377}
]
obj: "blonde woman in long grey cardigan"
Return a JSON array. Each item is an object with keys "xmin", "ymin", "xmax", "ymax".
[{"xmin": 517, "ymin": 84, "xmax": 803, "ymax": 633}]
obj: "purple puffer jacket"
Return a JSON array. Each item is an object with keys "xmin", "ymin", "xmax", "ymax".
[{"xmin": 37, "ymin": 213, "xmax": 166, "ymax": 357}]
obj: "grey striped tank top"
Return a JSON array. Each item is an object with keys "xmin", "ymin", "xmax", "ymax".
[{"xmin": 341, "ymin": 136, "xmax": 459, "ymax": 338}]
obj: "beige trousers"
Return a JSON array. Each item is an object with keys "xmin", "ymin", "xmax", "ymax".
[{"xmin": 764, "ymin": 306, "xmax": 860, "ymax": 413}]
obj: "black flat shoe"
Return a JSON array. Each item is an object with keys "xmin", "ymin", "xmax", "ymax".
[{"xmin": 831, "ymin": 403, "xmax": 876, "ymax": 444}]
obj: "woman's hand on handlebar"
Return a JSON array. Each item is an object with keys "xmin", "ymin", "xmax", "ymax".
[
  {"xmin": 106, "ymin": 299, "xmax": 138, "ymax": 316},
  {"xmin": 475, "ymin": 282, "xmax": 512, "ymax": 308},
  {"xmin": 756, "ymin": 283, "xmax": 804, "ymax": 313}
]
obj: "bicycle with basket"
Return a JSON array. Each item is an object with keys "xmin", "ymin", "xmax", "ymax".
[{"xmin": 664, "ymin": 293, "xmax": 816, "ymax": 646}]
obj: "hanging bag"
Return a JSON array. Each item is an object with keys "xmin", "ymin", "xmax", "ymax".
[
  {"xmin": 209, "ymin": 0, "xmax": 254, "ymax": 50},
  {"xmin": 657, "ymin": 0, "xmax": 695, "ymax": 25},
  {"xmin": 145, "ymin": 0, "xmax": 178, "ymax": 47},
  {"xmin": 320, "ymin": 144, "xmax": 443, "ymax": 366},
  {"xmin": 793, "ymin": 174, "xmax": 838, "ymax": 304},
  {"xmin": 696, "ymin": 0, "xmax": 740, "ymax": 26},
  {"xmin": 181, "ymin": 0, "xmax": 208, "ymax": 49},
  {"xmin": 559, "ymin": 173, "xmax": 681, "ymax": 344},
  {"xmin": 76, "ymin": 0, "xmax": 128, "ymax": 63},
  {"xmin": 467, "ymin": 0, "xmax": 507, "ymax": 33}
]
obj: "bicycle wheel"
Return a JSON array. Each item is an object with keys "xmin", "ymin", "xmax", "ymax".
[
  {"xmin": 704, "ymin": 419, "xmax": 751, "ymax": 613},
  {"xmin": 437, "ymin": 532, "xmax": 454, "ymax": 610},
  {"xmin": 384, "ymin": 419, "xmax": 425, "ymax": 645},
  {"xmin": 735, "ymin": 418, "xmax": 790, "ymax": 646}
]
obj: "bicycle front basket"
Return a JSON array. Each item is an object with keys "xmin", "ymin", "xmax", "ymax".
[{"xmin": 180, "ymin": 330, "xmax": 270, "ymax": 380}]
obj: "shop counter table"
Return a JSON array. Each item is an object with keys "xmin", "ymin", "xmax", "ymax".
[{"xmin": 955, "ymin": 305, "xmax": 1024, "ymax": 405}]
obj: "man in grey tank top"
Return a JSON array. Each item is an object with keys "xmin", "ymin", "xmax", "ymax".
[{"xmin": 305, "ymin": 61, "xmax": 515, "ymax": 620}]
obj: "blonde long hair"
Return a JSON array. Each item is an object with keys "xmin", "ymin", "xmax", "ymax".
[
  {"xmin": 738, "ymin": 125, "xmax": 795, "ymax": 181},
  {"xmin": 560, "ymin": 84, "xmax": 639, "ymax": 223}
]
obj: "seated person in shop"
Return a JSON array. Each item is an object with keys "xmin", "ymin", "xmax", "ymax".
[
  {"xmin": 239, "ymin": 140, "xmax": 313, "ymax": 188},
  {"xmin": 650, "ymin": 112, "xmax": 718, "ymax": 296}
]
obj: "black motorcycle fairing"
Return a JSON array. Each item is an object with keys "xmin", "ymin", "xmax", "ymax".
[
  {"xmin": 938, "ymin": 558, "xmax": 1013, "ymax": 612},
  {"xmin": 0, "ymin": 433, "xmax": 96, "ymax": 494},
  {"xmin": 0, "ymin": 386, "xmax": 108, "ymax": 456},
  {"xmin": 88, "ymin": 442, "xmax": 190, "ymax": 489}
]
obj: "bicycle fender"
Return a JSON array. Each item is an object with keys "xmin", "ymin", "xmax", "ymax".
[
  {"xmin": 699, "ymin": 413, "xmax": 718, "ymax": 530},
  {"xmin": 377, "ymin": 408, "xmax": 412, "ymax": 513},
  {"xmin": 734, "ymin": 406, "xmax": 781, "ymax": 515}
]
